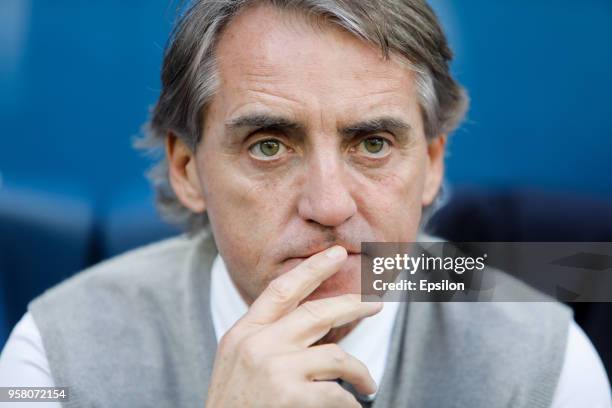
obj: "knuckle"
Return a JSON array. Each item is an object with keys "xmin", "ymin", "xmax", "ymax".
[
  {"xmin": 337, "ymin": 293, "xmax": 360, "ymax": 311},
  {"xmin": 328, "ymin": 345, "xmax": 349, "ymax": 365},
  {"xmin": 301, "ymin": 260, "xmax": 320, "ymax": 275},
  {"xmin": 300, "ymin": 300, "xmax": 330, "ymax": 326},
  {"xmin": 237, "ymin": 338, "xmax": 262, "ymax": 369},
  {"xmin": 343, "ymin": 293, "xmax": 362, "ymax": 305},
  {"xmin": 267, "ymin": 277, "xmax": 294, "ymax": 304},
  {"xmin": 217, "ymin": 328, "xmax": 241, "ymax": 353}
]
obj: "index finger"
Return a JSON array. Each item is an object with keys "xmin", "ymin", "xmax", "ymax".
[{"xmin": 243, "ymin": 245, "xmax": 348, "ymax": 325}]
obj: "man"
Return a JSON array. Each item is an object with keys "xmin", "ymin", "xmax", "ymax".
[{"xmin": 0, "ymin": 0, "xmax": 610, "ymax": 407}]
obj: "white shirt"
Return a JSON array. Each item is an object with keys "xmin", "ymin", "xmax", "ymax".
[{"xmin": 0, "ymin": 255, "xmax": 610, "ymax": 407}]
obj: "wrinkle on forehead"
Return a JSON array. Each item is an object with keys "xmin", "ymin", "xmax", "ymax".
[
  {"xmin": 211, "ymin": 2, "xmax": 422, "ymax": 135},
  {"xmin": 215, "ymin": 3, "xmax": 413, "ymax": 89}
]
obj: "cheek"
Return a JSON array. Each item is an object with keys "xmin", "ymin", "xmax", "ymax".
[
  {"xmin": 200, "ymin": 173, "xmax": 275, "ymax": 300},
  {"xmin": 200, "ymin": 149, "xmax": 277, "ymax": 234},
  {"xmin": 197, "ymin": 150, "xmax": 300, "ymax": 297},
  {"xmin": 354, "ymin": 154, "xmax": 427, "ymax": 241}
]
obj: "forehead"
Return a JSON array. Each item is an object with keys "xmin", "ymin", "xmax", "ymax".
[{"xmin": 213, "ymin": 4, "xmax": 419, "ymax": 124}]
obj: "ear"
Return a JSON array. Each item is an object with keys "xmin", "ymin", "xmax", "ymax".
[
  {"xmin": 421, "ymin": 135, "xmax": 447, "ymax": 206},
  {"xmin": 166, "ymin": 133, "xmax": 206, "ymax": 213}
]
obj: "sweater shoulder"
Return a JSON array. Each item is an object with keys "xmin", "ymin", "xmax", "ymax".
[
  {"xmin": 30, "ymin": 234, "xmax": 196, "ymax": 307},
  {"xmin": 27, "ymin": 231, "xmax": 217, "ymax": 342},
  {"xmin": 408, "ymin": 294, "xmax": 572, "ymax": 407},
  {"xmin": 26, "ymin": 232, "xmax": 218, "ymax": 406}
]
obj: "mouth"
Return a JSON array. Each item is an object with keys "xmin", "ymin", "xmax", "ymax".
[
  {"xmin": 280, "ymin": 242, "xmax": 361, "ymax": 273},
  {"xmin": 290, "ymin": 252, "xmax": 363, "ymax": 300}
]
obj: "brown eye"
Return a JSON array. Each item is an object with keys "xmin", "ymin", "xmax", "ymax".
[
  {"xmin": 357, "ymin": 136, "xmax": 389, "ymax": 157},
  {"xmin": 249, "ymin": 139, "xmax": 287, "ymax": 159}
]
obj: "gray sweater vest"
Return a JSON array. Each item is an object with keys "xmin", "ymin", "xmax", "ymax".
[{"xmin": 29, "ymin": 231, "xmax": 571, "ymax": 407}]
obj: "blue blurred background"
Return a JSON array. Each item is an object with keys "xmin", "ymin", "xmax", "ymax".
[{"xmin": 1, "ymin": 0, "xmax": 611, "ymax": 371}]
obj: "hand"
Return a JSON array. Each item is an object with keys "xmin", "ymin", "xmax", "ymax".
[{"xmin": 205, "ymin": 245, "xmax": 383, "ymax": 408}]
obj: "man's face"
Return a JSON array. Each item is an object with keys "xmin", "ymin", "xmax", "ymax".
[{"xmin": 192, "ymin": 5, "xmax": 444, "ymax": 303}]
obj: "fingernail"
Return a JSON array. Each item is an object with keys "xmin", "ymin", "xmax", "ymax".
[
  {"xmin": 366, "ymin": 376, "xmax": 378, "ymax": 395},
  {"xmin": 326, "ymin": 246, "xmax": 346, "ymax": 260}
]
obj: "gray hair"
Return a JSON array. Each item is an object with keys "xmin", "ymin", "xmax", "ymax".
[{"xmin": 136, "ymin": 0, "xmax": 469, "ymax": 233}]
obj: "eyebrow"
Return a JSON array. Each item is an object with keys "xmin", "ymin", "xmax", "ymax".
[
  {"xmin": 225, "ymin": 113, "xmax": 412, "ymax": 143},
  {"xmin": 340, "ymin": 117, "xmax": 412, "ymax": 143},
  {"xmin": 225, "ymin": 114, "xmax": 304, "ymax": 132}
]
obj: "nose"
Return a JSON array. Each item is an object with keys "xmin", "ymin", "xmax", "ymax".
[{"xmin": 297, "ymin": 149, "xmax": 357, "ymax": 227}]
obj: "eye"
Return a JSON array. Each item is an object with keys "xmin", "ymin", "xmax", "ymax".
[
  {"xmin": 356, "ymin": 136, "xmax": 390, "ymax": 157},
  {"xmin": 248, "ymin": 139, "xmax": 288, "ymax": 160}
]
